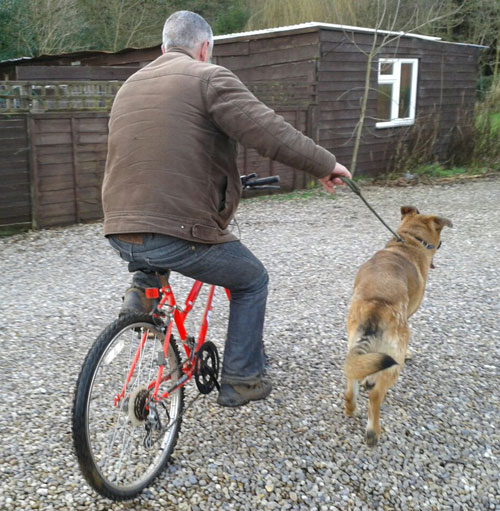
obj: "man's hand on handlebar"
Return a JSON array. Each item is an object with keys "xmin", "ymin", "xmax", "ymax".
[{"xmin": 319, "ymin": 163, "xmax": 352, "ymax": 194}]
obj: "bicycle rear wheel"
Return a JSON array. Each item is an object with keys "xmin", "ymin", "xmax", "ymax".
[{"xmin": 72, "ymin": 313, "xmax": 184, "ymax": 500}]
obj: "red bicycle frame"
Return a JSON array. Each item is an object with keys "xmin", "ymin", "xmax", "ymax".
[{"xmin": 114, "ymin": 280, "xmax": 231, "ymax": 407}]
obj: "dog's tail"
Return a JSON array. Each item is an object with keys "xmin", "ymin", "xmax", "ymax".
[
  {"xmin": 344, "ymin": 350, "xmax": 398, "ymax": 381},
  {"xmin": 344, "ymin": 319, "xmax": 398, "ymax": 380}
]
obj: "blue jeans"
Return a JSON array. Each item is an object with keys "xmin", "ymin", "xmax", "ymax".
[{"xmin": 108, "ymin": 234, "xmax": 269, "ymax": 385}]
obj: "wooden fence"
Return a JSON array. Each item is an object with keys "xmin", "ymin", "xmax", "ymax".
[
  {"xmin": 0, "ymin": 115, "xmax": 31, "ymax": 233},
  {"xmin": 0, "ymin": 112, "xmax": 109, "ymax": 232},
  {"xmin": 0, "ymin": 81, "xmax": 121, "ymax": 112},
  {"xmin": 0, "ymin": 80, "xmax": 318, "ymax": 234}
]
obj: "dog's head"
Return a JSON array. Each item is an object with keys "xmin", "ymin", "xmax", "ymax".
[{"xmin": 399, "ymin": 206, "xmax": 453, "ymax": 268}]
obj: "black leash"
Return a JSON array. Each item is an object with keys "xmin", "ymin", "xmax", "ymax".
[{"xmin": 339, "ymin": 177, "xmax": 405, "ymax": 243}]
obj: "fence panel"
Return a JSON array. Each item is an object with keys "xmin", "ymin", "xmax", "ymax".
[
  {"xmin": 30, "ymin": 112, "xmax": 109, "ymax": 228},
  {"xmin": 0, "ymin": 114, "xmax": 31, "ymax": 233}
]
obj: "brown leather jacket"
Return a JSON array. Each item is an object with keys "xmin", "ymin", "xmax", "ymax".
[{"xmin": 102, "ymin": 48, "xmax": 336, "ymax": 243}]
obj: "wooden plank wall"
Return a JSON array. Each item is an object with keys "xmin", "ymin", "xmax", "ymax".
[
  {"xmin": 0, "ymin": 115, "xmax": 31, "ymax": 231},
  {"xmin": 215, "ymin": 31, "xmax": 320, "ymax": 191},
  {"xmin": 30, "ymin": 112, "xmax": 108, "ymax": 228},
  {"xmin": 237, "ymin": 108, "xmax": 314, "ymax": 192},
  {"xmin": 317, "ymin": 29, "xmax": 480, "ymax": 176}
]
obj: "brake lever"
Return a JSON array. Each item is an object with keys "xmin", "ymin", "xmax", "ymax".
[{"xmin": 240, "ymin": 173, "xmax": 257, "ymax": 187}]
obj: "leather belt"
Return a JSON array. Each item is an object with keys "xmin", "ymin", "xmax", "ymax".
[{"xmin": 116, "ymin": 233, "xmax": 145, "ymax": 245}]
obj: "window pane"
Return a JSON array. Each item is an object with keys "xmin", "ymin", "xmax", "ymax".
[
  {"xmin": 377, "ymin": 83, "xmax": 393, "ymax": 121},
  {"xmin": 398, "ymin": 63, "xmax": 413, "ymax": 118},
  {"xmin": 380, "ymin": 63, "xmax": 393, "ymax": 75}
]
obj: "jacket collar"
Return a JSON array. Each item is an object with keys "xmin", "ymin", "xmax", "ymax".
[{"xmin": 165, "ymin": 47, "xmax": 195, "ymax": 59}]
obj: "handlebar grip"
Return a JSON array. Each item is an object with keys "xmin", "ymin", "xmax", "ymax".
[{"xmin": 245, "ymin": 175, "xmax": 280, "ymax": 187}]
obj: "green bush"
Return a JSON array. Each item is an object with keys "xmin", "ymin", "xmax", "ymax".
[
  {"xmin": 214, "ymin": 2, "xmax": 249, "ymax": 35},
  {"xmin": 391, "ymin": 76, "xmax": 500, "ymax": 177},
  {"xmin": 472, "ymin": 77, "xmax": 500, "ymax": 168}
]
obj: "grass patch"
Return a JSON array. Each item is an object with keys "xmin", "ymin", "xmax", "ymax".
[{"xmin": 413, "ymin": 164, "xmax": 473, "ymax": 178}]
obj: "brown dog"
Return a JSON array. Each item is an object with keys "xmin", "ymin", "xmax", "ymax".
[{"xmin": 344, "ymin": 206, "xmax": 452, "ymax": 446}]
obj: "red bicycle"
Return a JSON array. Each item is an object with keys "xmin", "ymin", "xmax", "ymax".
[{"xmin": 72, "ymin": 174, "xmax": 279, "ymax": 500}]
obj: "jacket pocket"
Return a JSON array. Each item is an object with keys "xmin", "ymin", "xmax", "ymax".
[{"xmin": 217, "ymin": 176, "xmax": 228, "ymax": 213}]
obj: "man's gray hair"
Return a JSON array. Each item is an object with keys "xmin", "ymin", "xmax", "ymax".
[{"xmin": 162, "ymin": 11, "xmax": 214, "ymax": 51}]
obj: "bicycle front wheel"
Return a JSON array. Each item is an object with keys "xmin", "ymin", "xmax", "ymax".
[{"xmin": 72, "ymin": 313, "xmax": 184, "ymax": 500}]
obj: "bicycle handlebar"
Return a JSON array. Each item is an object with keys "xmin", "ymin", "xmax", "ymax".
[{"xmin": 241, "ymin": 173, "xmax": 280, "ymax": 190}]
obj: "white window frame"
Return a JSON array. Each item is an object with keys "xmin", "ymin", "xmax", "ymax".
[{"xmin": 376, "ymin": 58, "xmax": 419, "ymax": 129}]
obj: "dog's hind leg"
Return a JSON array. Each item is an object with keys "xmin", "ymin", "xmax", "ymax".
[
  {"xmin": 344, "ymin": 379, "xmax": 359, "ymax": 417},
  {"xmin": 366, "ymin": 385, "xmax": 387, "ymax": 447}
]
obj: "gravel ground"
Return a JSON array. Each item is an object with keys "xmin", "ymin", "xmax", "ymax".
[{"xmin": 0, "ymin": 176, "xmax": 499, "ymax": 511}]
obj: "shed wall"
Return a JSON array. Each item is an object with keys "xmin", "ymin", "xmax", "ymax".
[
  {"xmin": 317, "ymin": 29, "xmax": 480, "ymax": 175},
  {"xmin": 214, "ymin": 31, "xmax": 320, "ymax": 188}
]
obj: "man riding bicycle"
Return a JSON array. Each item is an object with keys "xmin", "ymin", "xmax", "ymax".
[{"xmin": 102, "ymin": 10, "xmax": 351, "ymax": 407}]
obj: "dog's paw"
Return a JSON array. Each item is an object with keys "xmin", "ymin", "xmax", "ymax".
[
  {"xmin": 345, "ymin": 406, "xmax": 359, "ymax": 418},
  {"xmin": 366, "ymin": 430, "xmax": 379, "ymax": 447}
]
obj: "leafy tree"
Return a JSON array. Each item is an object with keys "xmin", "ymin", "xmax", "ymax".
[
  {"xmin": 0, "ymin": 0, "xmax": 497, "ymax": 67},
  {"xmin": 455, "ymin": 0, "xmax": 500, "ymax": 77},
  {"xmin": 213, "ymin": 1, "xmax": 249, "ymax": 35},
  {"xmin": 1, "ymin": 0, "xmax": 85, "ymax": 58},
  {"xmin": 0, "ymin": 0, "xmax": 24, "ymax": 60},
  {"xmin": 77, "ymin": 0, "xmax": 171, "ymax": 52}
]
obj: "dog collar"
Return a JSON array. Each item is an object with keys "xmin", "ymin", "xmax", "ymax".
[{"xmin": 409, "ymin": 235, "xmax": 441, "ymax": 250}]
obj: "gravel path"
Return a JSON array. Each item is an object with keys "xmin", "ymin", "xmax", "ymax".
[{"xmin": 1, "ymin": 176, "xmax": 499, "ymax": 511}]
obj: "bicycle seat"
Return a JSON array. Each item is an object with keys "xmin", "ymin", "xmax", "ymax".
[{"xmin": 127, "ymin": 261, "xmax": 171, "ymax": 281}]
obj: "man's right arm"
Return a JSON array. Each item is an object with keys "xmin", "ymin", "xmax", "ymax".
[
  {"xmin": 319, "ymin": 163, "xmax": 352, "ymax": 194},
  {"xmin": 204, "ymin": 66, "xmax": 338, "ymax": 180}
]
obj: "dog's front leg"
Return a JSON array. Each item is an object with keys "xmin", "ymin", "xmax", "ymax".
[{"xmin": 344, "ymin": 379, "xmax": 359, "ymax": 417}]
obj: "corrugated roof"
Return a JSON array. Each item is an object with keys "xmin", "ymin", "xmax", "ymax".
[
  {"xmin": 214, "ymin": 21, "xmax": 443, "ymax": 42},
  {"xmin": 214, "ymin": 21, "xmax": 487, "ymax": 48},
  {"xmin": 0, "ymin": 45, "xmax": 158, "ymax": 66}
]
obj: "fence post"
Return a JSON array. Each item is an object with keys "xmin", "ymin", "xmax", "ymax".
[
  {"xmin": 26, "ymin": 114, "xmax": 39, "ymax": 229},
  {"xmin": 70, "ymin": 116, "xmax": 81, "ymax": 223}
]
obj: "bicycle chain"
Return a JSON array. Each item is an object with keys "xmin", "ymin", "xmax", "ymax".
[
  {"xmin": 144, "ymin": 342, "xmax": 220, "ymax": 447},
  {"xmin": 145, "ymin": 391, "xmax": 202, "ymax": 448}
]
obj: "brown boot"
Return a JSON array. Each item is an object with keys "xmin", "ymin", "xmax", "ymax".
[
  {"xmin": 119, "ymin": 287, "xmax": 158, "ymax": 316},
  {"xmin": 217, "ymin": 379, "xmax": 272, "ymax": 407}
]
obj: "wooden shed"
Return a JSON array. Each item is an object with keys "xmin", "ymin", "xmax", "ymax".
[
  {"xmin": 213, "ymin": 22, "xmax": 484, "ymax": 176},
  {"xmin": 0, "ymin": 22, "xmax": 483, "ymax": 233}
]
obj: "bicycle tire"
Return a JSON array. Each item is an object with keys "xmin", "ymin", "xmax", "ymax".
[{"xmin": 72, "ymin": 313, "xmax": 184, "ymax": 500}]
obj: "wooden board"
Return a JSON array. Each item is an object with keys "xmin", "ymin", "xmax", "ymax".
[
  {"xmin": 0, "ymin": 114, "xmax": 31, "ymax": 229},
  {"xmin": 16, "ymin": 65, "xmax": 139, "ymax": 81},
  {"xmin": 29, "ymin": 112, "xmax": 109, "ymax": 227}
]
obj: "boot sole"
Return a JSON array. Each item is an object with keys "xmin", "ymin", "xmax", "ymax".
[{"xmin": 217, "ymin": 387, "xmax": 272, "ymax": 408}]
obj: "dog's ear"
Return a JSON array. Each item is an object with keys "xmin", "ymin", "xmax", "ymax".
[
  {"xmin": 432, "ymin": 216, "xmax": 453, "ymax": 230},
  {"xmin": 401, "ymin": 206, "xmax": 420, "ymax": 218}
]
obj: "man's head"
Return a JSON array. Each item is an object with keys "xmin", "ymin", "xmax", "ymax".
[{"xmin": 162, "ymin": 11, "xmax": 213, "ymax": 62}]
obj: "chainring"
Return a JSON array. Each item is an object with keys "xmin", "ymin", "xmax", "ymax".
[{"xmin": 194, "ymin": 341, "xmax": 220, "ymax": 395}]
